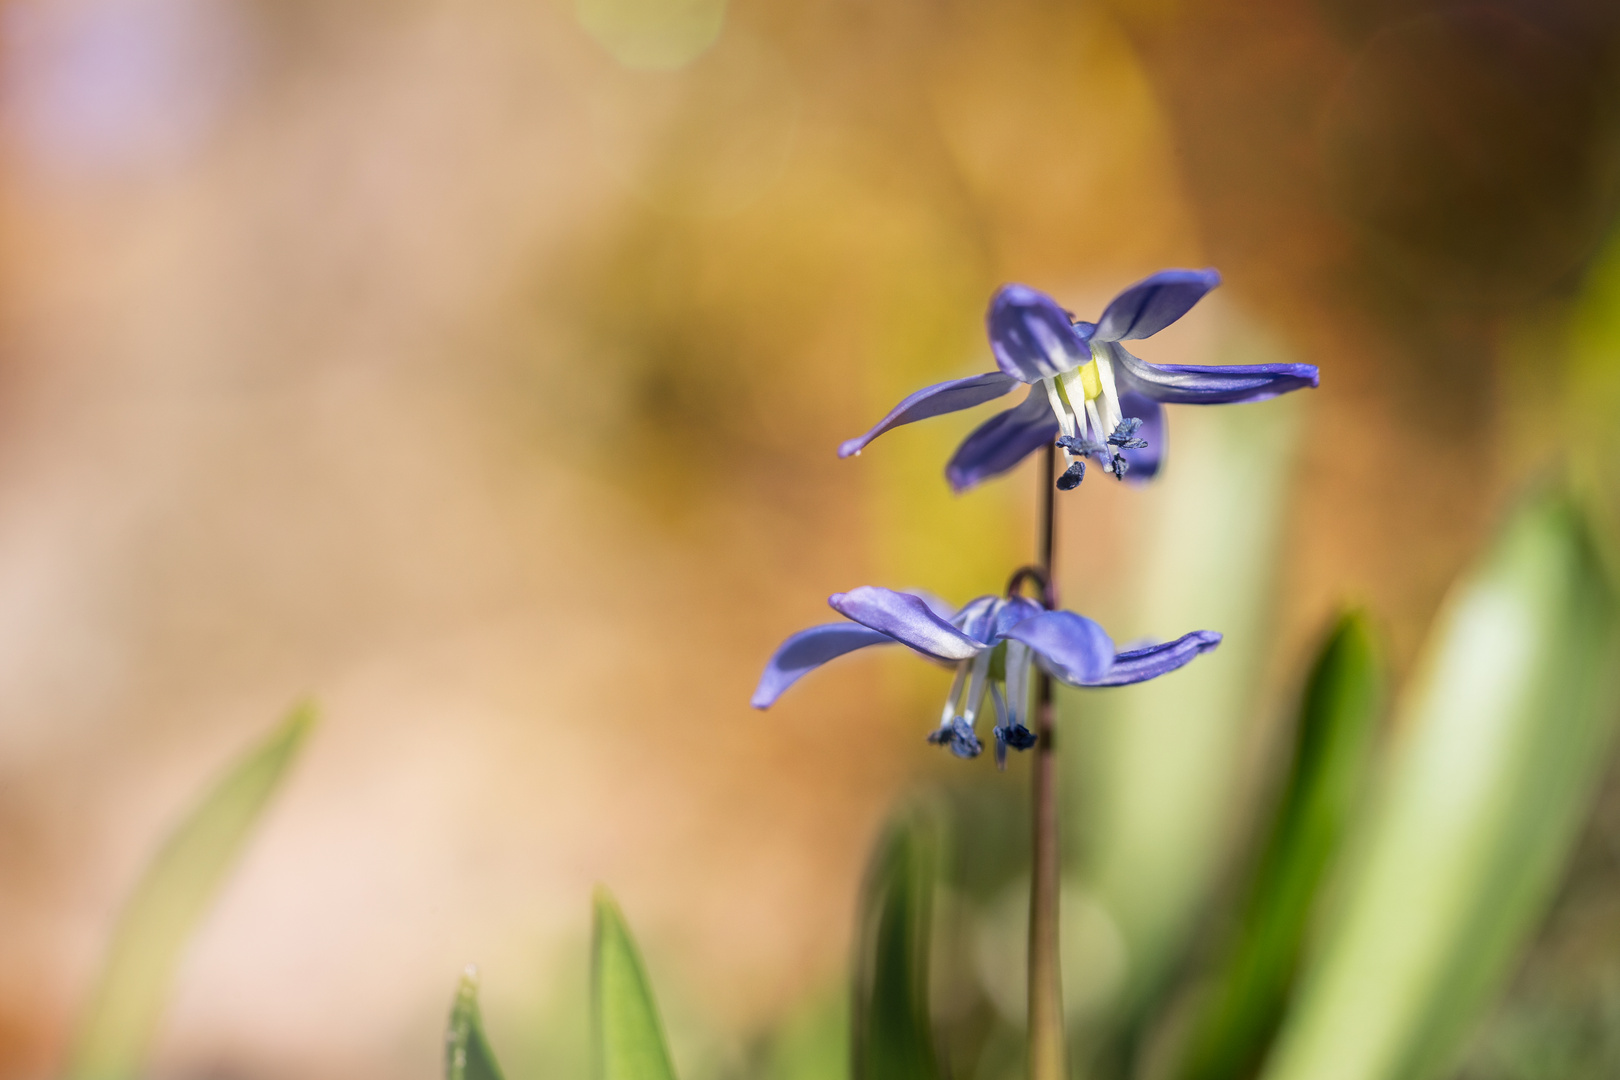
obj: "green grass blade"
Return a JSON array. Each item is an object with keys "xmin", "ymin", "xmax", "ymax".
[
  {"xmin": 758, "ymin": 990, "xmax": 848, "ymax": 1080},
  {"xmin": 1075, "ymin": 352, "xmax": 1305, "ymax": 1021},
  {"xmin": 446, "ymin": 968, "xmax": 508, "ymax": 1080},
  {"xmin": 1175, "ymin": 611, "xmax": 1384, "ymax": 1080},
  {"xmin": 65, "ymin": 703, "xmax": 317, "ymax": 1080},
  {"xmin": 593, "ymin": 889, "xmax": 678, "ymax": 1080},
  {"xmin": 851, "ymin": 812, "xmax": 941, "ymax": 1080},
  {"xmin": 1262, "ymin": 491, "xmax": 1620, "ymax": 1080}
]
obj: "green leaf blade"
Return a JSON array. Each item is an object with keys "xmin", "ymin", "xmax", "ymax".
[
  {"xmin": 593, "ymin": 889, "xmax": 678, "ymax": 1080},
  {"xmin": 1262, "ymin": 491, "xmax": 1620, "ymax": 1080},
  {"xmin": 1176, "ymin": 610, "xmax": 1384, "ymax": 1080},
  {"xmin": 852, "ymin": 812, "xmax": 941, "ymax": 1080},
  {"xmin": 66, "ymin": 702, "xmax": 317, "ymax": 1080},
  {"xmin": 446, "ymin": 969, "xmax": 508, "ymax": 1080}
]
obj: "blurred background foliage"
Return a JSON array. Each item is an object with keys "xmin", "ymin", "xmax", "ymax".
[{"xmin": 3, "ymin": 0, "xmax": 1620, "ymax": 1077}]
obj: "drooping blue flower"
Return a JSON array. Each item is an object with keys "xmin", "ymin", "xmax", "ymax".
[
  {"xmin": 752, "ymin": 586, "xmax": 1221, "ymax": 764},
  {"xmin": 837, "ymin": 269, "xmax": 1319, "ymax": 492}
]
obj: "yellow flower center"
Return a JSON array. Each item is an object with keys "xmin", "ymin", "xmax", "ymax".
[{"xmin": 1077, "ymin": 358, "xmax": 1104, "ymax": 402}]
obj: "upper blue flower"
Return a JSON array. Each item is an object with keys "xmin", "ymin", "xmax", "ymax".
[
  {"xmin": 836, "ymin": 269, "xmax": 1319, "ymax": 492},
  {"xmin": 752, "ymin": 586, "xmax": 1221, "ymax": 764}
]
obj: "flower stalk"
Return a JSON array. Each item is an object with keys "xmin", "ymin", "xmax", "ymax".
[{"xmin": 1026, "ymin": 441, "xmax": 1065, "ymax": 1080}]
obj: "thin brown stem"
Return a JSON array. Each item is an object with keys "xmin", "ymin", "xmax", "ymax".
[{"xmin": 1028, "ymin": 441, "xmax": 1065, "ymax": 1080}]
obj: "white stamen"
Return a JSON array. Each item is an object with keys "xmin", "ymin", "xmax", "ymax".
[
  {"xmin": 1060, "ymin": 368, "xmax": 1090, "ymax": 439},
  {"xmin": 1004, "ymin": 641, "xmax": 1031, "ymax": 728},
  {"xmin": 1042, "ymin": 377, "xmax": 1076, "ymax": 440},
  {"xmin": 1085, "ymin": 398, "xmax": 1107, "ymax": 448},
  {"xmin": 1094, "ymin": 347, "xmax": 1124, "ymax": 434},
  {"xmin": 940, "ymin": 662, "xmax": 968, "ymax": 727},
  {"xmin": 959, "ymin": 650, "xmax": 993, "ymax": 726}
]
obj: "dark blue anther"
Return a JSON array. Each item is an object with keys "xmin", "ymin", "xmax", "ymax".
[
  {"xmin": 1056, "ymin": 461, "xmax": 1085, "ymax": 490},
  {"xmin": 1107, "ymin": 417, "xmax": 1148, "ymax": 449},
  {"xmin": 1056, "ymin": 434, "xmax": 1107, "ymax": 456},
  {"xmin": 992, "ymin": 722, "xmax": 1038, "ymax": 768},
  {"xmin": 927, "ymin": 717, "xmax": 983, "ymax": 759}
]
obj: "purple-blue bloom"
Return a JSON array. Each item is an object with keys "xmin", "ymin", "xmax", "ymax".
[
  {"xmin": 752, "ymin": 586, "xmax": 1221, "ymax": 764},
  {"xmin": 837, "ymin": 269, "xmax": 1320, "ymax": 492}
]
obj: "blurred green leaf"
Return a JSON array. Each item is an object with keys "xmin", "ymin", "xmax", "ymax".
[
  {"xmin": 1564, "ymin": 223, "xmax": 1620, "ymax": 539},
  {"xmin": 593, "ymin": 889, "xmax": 679, "ymax": 1080},
  {"xmin": 446, "ymin": 969, "xmax": 508, "ymax": 1080},
  {"xmin": 757, "ymin": 989, "xmax": 849, "ymax": 1080},
  {"xmin": 65, "ymin": 703, "xmax": 316, "ymax": 1080},
  {"xmin": 1263, "ymin": 491, "xmax": 1620, "ymax": 1080},
  {"xmin": 1076, "ymin": 320, "xmax": 1306, "ymax": 1031},
  {"xmin": 852, "ymin": 811, "xmax": 942, "ymax": 1080},
  {"xmin": 1176, "ymin": 610, "xmax": 1384, "ymax": 1080}
]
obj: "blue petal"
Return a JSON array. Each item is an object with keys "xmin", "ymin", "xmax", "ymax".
[
  {"xmin": 945, "ymin": 387, "xmax": 1060, "ymax": 493},
  {"xmin": 1002, "ymin": 611, "xmax": 1116, "ymax": 685},
  {"xmin": 751, "ymin": 623, "xmax": 896, "ymax": 708},
  {"xmin": 988, "ymin": 284, "xmax": 1093, "ymax": 381},
  {"xmin": 837, "ymin": 371, "xmax": 1019, "ymax": 459},
  {"xmin": 1117, "ymin": 391, "xmax": 1164, "ymax": 483},
  {"xmin": 1105, "ymin": 341, "xmax": 1319, "ymax": 405},
  {"xmin": 828, "ymin": 586, "xmax": 986, "ymax": 661},
  {"xmin": 912, "ymin": 590, "xmax": 957, "ymax": 621},
  {"xmin": 1093, "ymin": 268, "xmax": 1221, "ymax": 342},
  {"xmin": 1083, "ymin": 630, "xmax": 1222, "ymax": 687},
  {"xmin": 993, "ymin": 596, "xmax": 1044, "ymax": 638},
  {"xmin": 950, "ymin": 595, "xmax": 1001, "ymax": 644}
]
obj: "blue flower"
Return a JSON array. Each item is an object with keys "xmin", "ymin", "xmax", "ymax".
[
  {"xmin": 752, "ymin": 586, "xmax": 1221, "ymax": 764},
  {"xmin": 837, "ymin": 269, "xmax": 1319, "ymax": 492}
]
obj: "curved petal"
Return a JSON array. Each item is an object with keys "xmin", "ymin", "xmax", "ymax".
[
  {"xmin": 1117, "ymin": 390, "xmax": 1165, "ymax": 483},
  {"xmin": 1003, "ymin": 610, "xmax": 1116, "ymax": 685},
  {"xmin": 1093, "ymin": 268, "xmax": 1221, "ymax": 342},
  {"xmin": 1082, "ymin": 630, "xmax": 1222, "ymax": 687},
  {"xmin": 751, "ymin": 623, "xmax": 896, "ymax": 708},
  {"xmin": 828, "ymin": 586, "xmax": 985, "ymax": 661},
  {"xmin": 988, "ymin": 284, "xmax": 1093, "ymax": 381},
  {"xmin": 1106, "ymin": 341, "xmax": 1319, "ymax": 405},
  {"xmin": 837, "ymin": 371, "xmax": 1019, "ymax": 459},
  {"xmin": 992, "ymin": 596, "xmax": 1044, "ymax": 638},
  {"xmin": 950, "ymin": 595, "xmax": 1002, "ymax": 645},
  {"xmin": 945, "ymin": 387, "xmax": 1061, "ymax": 493},
  {"xmin": 911, "ymin": 590, "xmax": 956, "ymax": 621}
]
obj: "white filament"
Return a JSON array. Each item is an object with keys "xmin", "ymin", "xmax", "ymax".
[
  {"xmin": 1042, "ymin": 377, "xmax": 1076, "ymax": 441},
  {"xmin": 939, "ymin": 662, "xmax": 968, "ymax": 728},
  {"xmin": 959, "ymin": 649, "xmax": 993, "ymax": 727},
  {"xmin": 1003, "ymin": 641, "xmax": 1031, "ymax": 729}
]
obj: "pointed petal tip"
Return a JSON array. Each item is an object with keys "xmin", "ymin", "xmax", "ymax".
[
  {"xmin": 754, "ymin": 620, "xmax": 898, "ymax": 708},
  {"xmin": 944, "ymin": 465, "xmax": 977, "ymax": 495},
  {"xmin": 1111, "ymin": 347, "xmax": 1321, "ymax": 405},
  {"xmin": 836, "ymin": 372, "xmax": 1019, "ymax": 460},
  {"xmin": 1095, "ymin": 268, "xmax": 1224, "ymax": 342}
]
